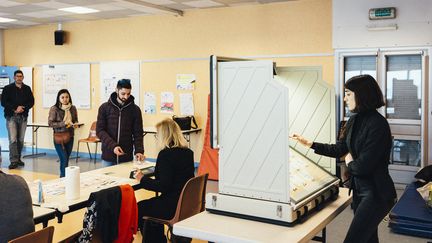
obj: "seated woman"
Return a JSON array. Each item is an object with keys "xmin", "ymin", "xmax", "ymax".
[{"xmin": 135, "ymin": 118, "xmax": 194, "ymax": 243}]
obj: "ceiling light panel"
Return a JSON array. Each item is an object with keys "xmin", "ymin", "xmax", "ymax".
[
  {"xmin": 59, "ymin": 6, "xmax": 100, "ymax": 14},
  {"xmin": 0, "ymin": 17, "xmax": 17, "ymax": 22}
]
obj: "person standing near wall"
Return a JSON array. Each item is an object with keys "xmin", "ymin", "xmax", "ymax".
[
  {"xmin": 291, "ymin": 74, "xmax": 396, "ymax": 243},
  {"xmin": 48, "ymin": 89, "xmax": 78, "ymax": 177},
  {"xmin": 97, "ymin": 79, "xmax": 144, "ymax": 166},
  {"xmin": 1, "ymin": 70, "xmax": 34, "ymax": 169}
]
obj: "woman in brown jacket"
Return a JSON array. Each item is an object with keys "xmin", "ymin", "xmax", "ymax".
[{"xmin": 48, "ymin": 89, "xmax": 78, "ymax": 177}]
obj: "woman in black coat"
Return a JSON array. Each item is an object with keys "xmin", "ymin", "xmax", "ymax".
[
  {"xmin": 291, "ymin": 74, "xmax": 396, "ymax": 243},
  {"xmin": 135, "ymin": 118, "xmax": 195, "ymax": 243}
]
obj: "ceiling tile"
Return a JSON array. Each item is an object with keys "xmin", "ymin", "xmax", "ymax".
[
  {"xmin": 13, "ymin": 19, "xmax": 40, "ymax": 25},
  {"xmin": 182, "ymin": 0, "xmax": 223, "ymax": 8},
  {"xmin": 55, "ymin": 0, "xmax": 115, "ymax": 5},
  {"xmin": 86, "ymin": 3, "xmax": 126, "ymax": 11},
  {"xmin": 163, "ymin": 3, "xmax": 193, "ymax": 10},
  {"xmin": 19, "ymin": 9, "xmax": 72, "ymax": 18},
  {"xmin": 140, "ymin": 0, "xmax": 176, "ymax": 5},
  {"xmin": 32, "ymin": 1, "xmax": 73, "ymax": 9},
  {"xmin": 112, "ymin": 1, "xmax": 165, "ymax": 14},
  {"xmin": 0, "ymin": 0, "xmax": 25, "ymax": 7},
  {"xmin": 0, "ymin": 4, "xmax": 48, "ymax": 14}
]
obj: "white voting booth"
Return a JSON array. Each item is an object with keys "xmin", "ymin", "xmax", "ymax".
[{"xmin": 207, "ymin": 56, "xmax": 339, "ymax": 225}]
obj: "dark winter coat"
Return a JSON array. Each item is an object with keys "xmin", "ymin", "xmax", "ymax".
[
  {"xmin": 96, "ymin": 92, "xmax": 144, "ymax": 163},
  {"xmin": 1, "ymin": 82, "xmax": 34, "ymax": 118},
  {"xmin": 311, "ymin": 110, "xmax": 397, "ymax": 203}
]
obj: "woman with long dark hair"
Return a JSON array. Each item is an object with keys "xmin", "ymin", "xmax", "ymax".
[
  {"xmin": 291, "ymin": 75, "xmax": 396, "ymax": 243},
  {"xmin": 48, "ymin": 89, "xmax": 78, "ymax": 177}
]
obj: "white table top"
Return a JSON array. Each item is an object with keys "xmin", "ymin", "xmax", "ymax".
[
  {"xmin": 29, "ymin": 161, "xmax": 154, "ymax": 211},
  {"xmin": 173, "ymin": 188, "xmax": 352, "ymax": 243},
  {"xmin": 33, "ymin": 206, "xmax": 55, "ymax": 218}
]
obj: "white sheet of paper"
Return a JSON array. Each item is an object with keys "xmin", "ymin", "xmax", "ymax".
[
  {"xmin": 144, "ymin": 92, "xmax": 156, "ymax": 114},
  {"xmin": 179, "ymin": 93, "xmax": 194, "ymax": 116}
]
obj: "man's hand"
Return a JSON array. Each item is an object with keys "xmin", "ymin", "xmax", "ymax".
[
  {"xmin": 113, "ymin": 146, "xmax": 125, "ymax": 156},
  {"xmin": 135, "ymin": 153, "xmax": 145, "ymax": 161}
]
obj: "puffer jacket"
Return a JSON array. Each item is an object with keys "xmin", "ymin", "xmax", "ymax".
[{"xmin": 96, "ymin": 92, "xmax": 144, "ymax": 163}]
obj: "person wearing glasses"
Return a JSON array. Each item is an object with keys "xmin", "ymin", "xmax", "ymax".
[
  {"xmin": 97, "ymin": 79, "xmax": 144, "ymax": 166},
  {"xmin": 291, "ymin": 75, "xmax": 396, "ymax": 243},
  {"xmin": 135, "ymin": 118, "xmax": 194, "ymax": 243},
  {"xmin": 1, "ymin": 70, "xmax": 34, "ymax": 169}
]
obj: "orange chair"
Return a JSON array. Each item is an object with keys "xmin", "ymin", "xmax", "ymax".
[
  {"xmin": 76, "ymin": 121, "xmax": 100, "ymax": 163},
  {"xmin": 142, "ymin": 173, "xmax": 209, "ymax": 243},
  {"xmin": 8, "ymin": 226, "xmax": 54, "ymax": 243}
]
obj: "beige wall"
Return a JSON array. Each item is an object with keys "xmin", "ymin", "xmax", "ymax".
[{"xmin": 3, "ymin": 0, "xmax": 334, "ymax": 161}]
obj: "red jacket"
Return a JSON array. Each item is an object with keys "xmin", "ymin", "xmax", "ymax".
[{"xmin": 115, "ymin": 184, "xmax": 138, "ymax": 243}]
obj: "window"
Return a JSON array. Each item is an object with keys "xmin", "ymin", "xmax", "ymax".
[{"xmin": 385, "ymin": 55, "xmax": 422, "ymax": 120}]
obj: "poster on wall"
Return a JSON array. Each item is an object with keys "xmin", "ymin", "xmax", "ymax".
[
  {"xmin": 176, "ymin": 74, "xmax": 195, "ymax": 90},
  {"xmin": 100, "ymin": 61, "xmax": 140, "ymax": 106},
  {"xmin": 179, "ymin": 93, "xmax": 194, "ymax": 116},
  {"xmin": 160, "ymin": 92, "xmax": 174, "ymax": 113},
  {"xmin": 144, "ymin": 92, "xmax": 156, "ymax": 114},
  {"xmin": 42, "ymin": 64, "xmax": 90, "ymax": 109}
]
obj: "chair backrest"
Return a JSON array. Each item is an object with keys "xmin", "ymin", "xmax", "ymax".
[
  {"xmin": 88, "ymin": 121, "xmax": 98, "ymax": 139},
  {"xmin": 169, "ymin": 173, "xmax": 209, "ymax": 225},
  {"xmin": 8, "ymin": 226, "xmax": 54, "ymax": 243}
]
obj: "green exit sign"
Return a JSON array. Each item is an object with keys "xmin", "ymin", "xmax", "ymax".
[{"xmin": 369, "ymin": 7, "xmax": 396, "ymax": 20}]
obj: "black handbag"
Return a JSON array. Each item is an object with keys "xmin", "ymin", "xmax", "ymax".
[{"xmin": 172, "ymin": 115, "xmax": 198, "ymax": 130}]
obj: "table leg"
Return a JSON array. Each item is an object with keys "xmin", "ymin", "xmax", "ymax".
[{"xmin": 23, "ymin": 126, "xmax": 46, "ymax": 158}]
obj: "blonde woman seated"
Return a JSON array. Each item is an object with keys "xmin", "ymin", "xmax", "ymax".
[{"xmin": 135, "ymin": 118, "xmax": 194, "ymax": 243}]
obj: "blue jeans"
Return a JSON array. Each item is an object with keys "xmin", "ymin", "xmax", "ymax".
[
  {"xmin": 101, "ymin": 160, "xmax": 115, "ymax": 167},
  {"xmin": 6, "ymin": 115, "xmax": 27, "ymax": 163},
  {"xmin": 54, "ymin": 137, "xmax": 74, "ymax": 177}
]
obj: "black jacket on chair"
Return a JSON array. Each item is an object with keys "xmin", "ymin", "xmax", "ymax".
[{"xmin": 311, "ymin": 110, "xmax": 396, "ymax": 203}]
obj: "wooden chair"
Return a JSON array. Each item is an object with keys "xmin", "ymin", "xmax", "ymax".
[
  {"xmin": 76, "ymin": 121, "xmax": 100, "ymax": 163},
  {"xmin": 142, "ymin": 173, "xmax": 209, "ymax": 243},
  {"xmin": 8, "ymin": 226, "xmax": 54, "ymax": 243}
]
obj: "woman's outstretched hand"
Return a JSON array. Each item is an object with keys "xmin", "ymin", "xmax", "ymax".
[{"xmin": 289, "ymin": 133, "xmax": 313, "ymax": 148}]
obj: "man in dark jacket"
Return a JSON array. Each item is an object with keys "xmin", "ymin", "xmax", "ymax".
[
  {"xmin": 96, "ymin": 79, "xmax": 144, "ymax": 166},
  {"xmin": 1, "ymin": 70, "xmax": 34, "ymax": 169}
]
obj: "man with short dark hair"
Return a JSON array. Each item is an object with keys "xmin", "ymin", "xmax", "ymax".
[
  {"xmin": 1, "ymin": 70, "xmax": 34, "ymax": 169},
  {"xmin": 96, "ymin": 79, "xmax": 145, "ymax": 166}
]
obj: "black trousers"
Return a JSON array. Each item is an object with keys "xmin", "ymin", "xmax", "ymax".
[
  {"xmin": 138, "ymin": 196, "xmax": 191, "ymax": 243},
  {"xmin": 344, "ymin": 190, "xmax": 395, "ymax": 243}
]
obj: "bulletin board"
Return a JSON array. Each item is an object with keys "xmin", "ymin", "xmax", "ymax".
[{"xmin": 42, "ymin": 64, "xmax": 91, "ymax": 109}]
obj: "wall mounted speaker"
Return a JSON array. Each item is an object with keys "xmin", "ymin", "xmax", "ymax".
[{"xmin": 54, "ymin": 30, "xmax": 65, "ymax": 45}]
